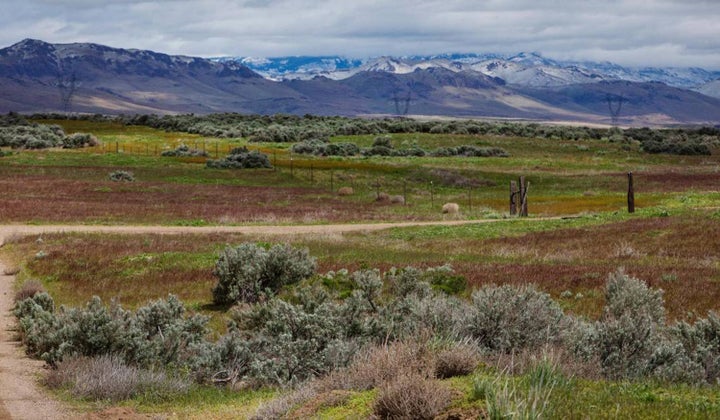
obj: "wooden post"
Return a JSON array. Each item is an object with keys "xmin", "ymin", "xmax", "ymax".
[
  {"xmin": 115, "ymin": 141, "xmax": 119, "ymax": 153},
  {"xmin": 403, "ymin": 180, "xmax": 407, "ymax": 206},
  {"xmin": 519, "ymin": 176, "xmax": 529, "ymax": 217},
  {"xmin": 430, "ymin": 181, "xmax": 434, "ymax": 209},
  {"xmin": 510, "ymin": 180, "xmax": 518, "ymax": 216},
  {"xmin": 627, "ymin": 171, "xmax": 635, "ymax": 213}
]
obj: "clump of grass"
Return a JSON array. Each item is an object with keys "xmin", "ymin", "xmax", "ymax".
[
  {"xmin": 45, "ymin": 354, "xmax": 191, "ymax": 402},
  {"xmin": 14, "ymin": 279, "xmax": 45, "ymax": 303},
  {"xmin": 373, "ymin": 373, "xmax": 452, "ymax": 420},
  {"xmin": 435, "ymin": 340, "xmax": 481, "ymax": 379}
]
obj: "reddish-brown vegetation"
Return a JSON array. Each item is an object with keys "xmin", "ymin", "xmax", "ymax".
[{"xmin": 0, "ymin": 168, "xmax": 397, "ymax": 224}]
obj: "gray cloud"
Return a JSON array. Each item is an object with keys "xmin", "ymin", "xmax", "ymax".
[{"xmin": 1, "ymin": 0, "xmax": 719, "ymax": 68}]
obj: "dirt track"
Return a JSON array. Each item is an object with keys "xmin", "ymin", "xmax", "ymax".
[{"xmin": 0, "ymin": 218, "xmax": 533, "ymax": 419}]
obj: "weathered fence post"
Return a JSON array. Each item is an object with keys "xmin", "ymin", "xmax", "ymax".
[
  {"xmin": 403, "ymin": 180, "xmax": 408, "ymax": 206},
  {"xmin": 519, "ymin": 176, "xmax": 529, "ymax": 217},
  {"xmin": 115, "ymin": 141, "xmax": 119, "ymax": 153},
  {"xmin": 627, "ymin": 171, "xmax": 635, "ymax": 213},
  {"xmin": 430, "ymin": 181, "xmax": 434, "ymax": 209},
  {"xmin": 510, "ymin": 180, "xmax": 518, "ymax": 216}
]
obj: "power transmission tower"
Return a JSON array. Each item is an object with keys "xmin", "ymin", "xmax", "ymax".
[
  {"xmin": 391, "ymin": 82, "xmax": 413, "ymax": 116},
  {"xmin": 56, "ymin": 61, "xmax": 78, "ymax": 113},
  {"xmin": 606, "ymin": 94, "xmax": 624, "ymax": 127}
]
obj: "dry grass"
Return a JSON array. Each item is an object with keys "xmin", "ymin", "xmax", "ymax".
[
  {"xmin": 45, "ymin": 355, "xmax": 191, "ymax": 402},
  {"xmin": 373, "ymin": 373, "xmax": 452, "ymax": 420},
  {"xmin": 435, "ymin": 341, "xmax": 481, "ymax": 379},
  {"xmin": 322, "ymin": 338, "xmax": 437, "ymax": 392},
  {"xmin": 13, "ymin": 279, "xmax": 45, "ymax": 303}
]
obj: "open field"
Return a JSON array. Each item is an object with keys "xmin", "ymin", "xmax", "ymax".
[{"xmin": 2, "ymin": 118, "xmax": 720, "ymax": 418}]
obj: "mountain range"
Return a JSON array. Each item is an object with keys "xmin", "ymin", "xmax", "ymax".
[
  {"xmin": 218, "ymin": 52, "xmax": 720, "ymax": 93},
  {"xmin": 2, "ymin": 39, "xmax": 720, "ymax": 126}
]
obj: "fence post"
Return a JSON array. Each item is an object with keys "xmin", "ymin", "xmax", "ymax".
[
  {"xmin": 627, "ymin": 172, "xmax": 635, "ymax": 213},
  {"xmin": 510, "ymin": 180, "xmax": 518, "ymax": 216},
  {"xmin": 519, "ymin": 176, "xmax": 529, "ymax": 217},
  {"xmin": 468, "ymin": 186, "xmax": 472, "ymax": 212},
  {"xmin": 115, "ymin": 141, "xmax": 119, "ymax": 153},
  {"xmin": 403, "ymin": 180, "xmax": 408, "ymax": 206},
  {"xmin": 430, "ymin": 181, "xmax": 434, "ymax": 209}
]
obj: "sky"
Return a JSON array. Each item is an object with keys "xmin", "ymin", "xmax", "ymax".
[{"xmin": 2, "ymin": 0, "xmax": 720, "ymax": 69}]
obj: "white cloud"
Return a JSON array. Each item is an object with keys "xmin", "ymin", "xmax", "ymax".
[{"xmin": 0, "ymin": 0, "xmax": 718, "ymax": 68}]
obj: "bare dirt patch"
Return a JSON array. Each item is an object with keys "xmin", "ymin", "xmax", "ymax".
[{"xmin": 0, "ymin": 258, "xmax": 75, "ymax": 419}]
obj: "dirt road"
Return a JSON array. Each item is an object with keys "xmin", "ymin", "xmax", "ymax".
[{"xmin": 0, "ymin": 217, "xmax": 532, "ymax": 419}]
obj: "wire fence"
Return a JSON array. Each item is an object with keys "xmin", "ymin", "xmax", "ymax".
[{"xmin": 84, "ymin": 141, "xmax": 506, "ymax": 215}]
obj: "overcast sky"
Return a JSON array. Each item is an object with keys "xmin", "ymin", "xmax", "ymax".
[{"xmin": 2, "ymin": 0, "xmax": 719, "ymax": 69}]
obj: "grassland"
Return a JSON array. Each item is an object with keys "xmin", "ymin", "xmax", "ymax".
[{"xmin": 2, "ymin": 119, "xmax": 720, "ymax": 418}]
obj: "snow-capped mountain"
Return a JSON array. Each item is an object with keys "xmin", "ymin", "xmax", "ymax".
[
  {"xmin": 697, "ymin": 79, "xmax": 720, "ymax": 99},
  {"xmin": 213, "ymin": 52, "xmax": 720, "ymax": 90}
]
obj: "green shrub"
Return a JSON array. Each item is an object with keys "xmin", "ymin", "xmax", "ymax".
[
  {"xmin": 211, "ymin": 243, "xmax": 316, "ymax": 304},
  {"xmin": 594, "ymin": 269, "xmax": 666, "ymax": 379},
  {"xmin": 161, "ymin": 144, "xmax": 209, "ymax": 157},
  {"xmin": 109, "ymin": 170, "xmax": 135, "ymax": 182},
  {"xmin": 466, "ymin": 284, "xmax": 564, "ymax": 352},
  {"xmin": 206, "ymin": 147, "xmax": 272, "ymax": 169},
  {"xmin": 15, "ymin": 294, "xmax": 209, "ymax": 368},
  {"xmin": 62, "ymin": 133, "xmax": 99, "ymax": 149}
]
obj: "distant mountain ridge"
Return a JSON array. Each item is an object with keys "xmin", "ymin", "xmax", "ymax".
[
  {"xmin": 214, "ymin": 52, "xmax": 720, "ymax": 94},
  {"xmin": 2, "ymin": 39, "xmax": 720, "ymax": 126}
]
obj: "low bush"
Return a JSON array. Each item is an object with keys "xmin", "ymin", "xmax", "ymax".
[
  {"xmin": 466, "ymin": 284, "xmax": 564, "ymax": 352},
  {"xmin": 373, "ymin": 373, "xmax": 452, "ymax": 420},
  {"xmin": 108, "ymin": 170, "xmax": 135, "ymax": 182},
  {"xmin": 206, "ymin": 147, "xmax": 272, "ymax": 169},
  {"xmin": 291, "ymin": 139, "xmax": 361, "ymax": 156},
  {"xmin": 62, "ymin": 133, "xmax": 99, "ymax": 149},
  {"xmin": 45, "ymin": 354, "xmax": 191, "ymax": 402},
  {"xmin": 431, "ymin": 145, "xmax": 509, "ymax": 157},
  {"xmin": 0, "ymin": 124, "xmax": 65, "ymax": 149},
  {"xmin": 212, "ymin": 242, "xmax": 316, "ymax": 304},
  {"xmin": 14, "ymin": 293, "xmax": 209, "ymax": 368},
  {"xmin": 434, "ymin": 340, "xmax": 480, "ymax": 379},
  {"xmin": 594, "ymin": 269, "xmax": 666, "ymax": 379},
  {"xmin": 161, "ymin": 144, "xmax": 209, "ymax": 157}
]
